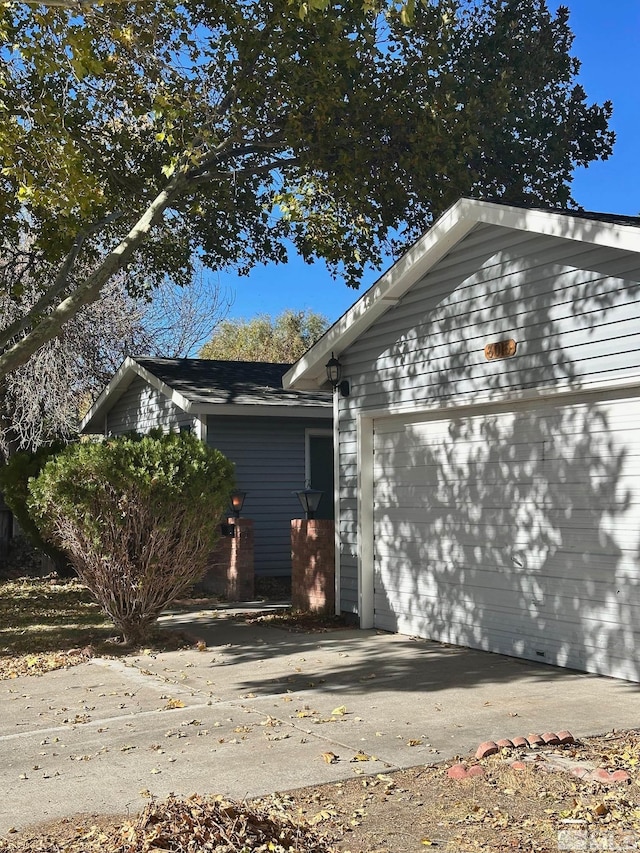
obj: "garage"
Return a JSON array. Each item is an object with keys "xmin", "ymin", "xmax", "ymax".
[
  {"xmin": 372, "ymin": 392, "xmax": 640, "ymax": 680},
  {"xmin": 284, "ymin": 198, "xmax": 640, "ymax": 681}
]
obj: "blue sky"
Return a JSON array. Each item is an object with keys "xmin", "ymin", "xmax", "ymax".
[{"xmin": 213, "ymin": 0, "xmax": 640, "ymax": 330}]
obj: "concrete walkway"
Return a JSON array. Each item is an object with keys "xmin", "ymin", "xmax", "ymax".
[{"xmin": 1, "ymin": 607, "xmax": 638, "ymax": 834}]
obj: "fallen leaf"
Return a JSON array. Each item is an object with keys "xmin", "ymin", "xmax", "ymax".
[
  {"xmin": 332, "ymin": 705, "xmax": 347, "ymax": 716},
  {"xmin": 322, "ymin": 752, "xmax": 338, "ymax": 764},
  {"xmin": 164, "ymin": 698, "xmax": 185, "ymax": 710},
  {"xmin": 309, "ymin": 808, "xmax": 337, "ymax": 825}
]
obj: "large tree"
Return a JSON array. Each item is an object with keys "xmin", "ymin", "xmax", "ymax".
[
  {"xmin": 0, "ymin": 269, "xmax": 230, "ymax": 460},
  {"xmin": 0, "ymin": 0, "xmax": 614, "ymax": 378},
  {"xmin": 199, "ymin": 309, "xmax": 329, "ymax": 362}
]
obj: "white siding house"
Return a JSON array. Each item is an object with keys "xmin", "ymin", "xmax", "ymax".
[
  {"xmin": 81, "ymin": 357, "xmax": 332, "ymax": 577},
  {"xmin": 284, "ymin": 198, "xmax": 640, "ymax": 681}
]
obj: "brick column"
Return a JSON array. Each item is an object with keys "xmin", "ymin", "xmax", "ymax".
[
  {"xmin": 291, "ymin": 518, "xmax": 335, "ymax": 614},
  {"xmin": 198, "ymin": 518, "xmax": 255, "ymax": 601}
]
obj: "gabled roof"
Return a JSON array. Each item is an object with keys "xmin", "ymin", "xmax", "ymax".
[
  {"xmin": 133, "ymin": 357, "xmax": 330, "ymax": 405},
  {"xmin": 81, "ymin": 357, "xmax": 331, "ymax": 434},
  {"xmin": 283, "ymin": 197, "xmax": 640, "ymax": 390}
]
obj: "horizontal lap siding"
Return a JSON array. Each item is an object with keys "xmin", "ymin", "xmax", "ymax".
[
  {"xmin": 207, "ymin": 415, "xmax": 328, "ymax": 576},
  {"xmin": 337, "ymin": 223, "xmax": 640, "ymax": 623},
  {"xmin": 372, "ymin": 395, "xmax": 640, "ymax": 680},
  {"xmin": 106, "ymin": 378, "xmax": 195, "ymax": 435}
]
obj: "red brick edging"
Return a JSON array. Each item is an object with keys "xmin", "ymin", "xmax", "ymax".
[{"xmin": 447, "ymin": 730, "xmax": 632, "ymax": 785}]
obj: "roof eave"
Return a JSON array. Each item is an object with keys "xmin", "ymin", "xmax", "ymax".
[
  {"xmin": 283, "ymin": 198, "xmax": 479, "ymax": 389},
  {"xmin": 80, "ymin": 357, "xmax": 194, "ymax": 434},
  {"xmin": 195, "ymin": 402, "xmax": 332, "ymax": 417},
  {"xmin": 80, "ymin": 356, "xmax": 137, "ymax": 434}
]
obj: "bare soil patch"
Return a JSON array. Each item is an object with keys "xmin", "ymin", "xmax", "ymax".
[
  {"xmin": 2, "ymin": 732, "xmax": 639, "ymax": 852},
  {"xmin": 244, "ymin": 609, "xmax": 351, "ymax": 633}
]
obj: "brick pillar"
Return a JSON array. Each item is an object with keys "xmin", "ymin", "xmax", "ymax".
[
  {"xmin": 198, "ymin": 518, "xmax": 255, "ymax": 601},
  {"xmin": 291, "ymin": 518, "xmax": 335, "ymax": 614}
]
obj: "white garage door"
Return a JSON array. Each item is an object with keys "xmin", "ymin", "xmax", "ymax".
[{"xmin": 373, "ymin": 393, "xmax": 640, "ymax": 681}]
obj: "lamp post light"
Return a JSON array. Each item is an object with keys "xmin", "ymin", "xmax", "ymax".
[
  {"xmin": 221, "ymin": 490, "xmax": 247, "ymax": 536},
  {"xmin": 229, "ymin": 490, "xmax": 247, "ymax": 519},
  {"xmin": 294, "ymin": 487, "xmax": 324, "ymax": 520}
]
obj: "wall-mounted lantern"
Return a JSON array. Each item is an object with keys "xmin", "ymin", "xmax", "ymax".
[
  {"xmin": 325, "ymin": 352, "xmax": 350, "ymax": 397},
  {"xmin": 294, "ymin": 487, "xmax": 324, "ymax": 520}
]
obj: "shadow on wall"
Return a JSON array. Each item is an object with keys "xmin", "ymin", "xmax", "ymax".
[
  {"xmin": 362, "ymin": 231, "xmax": 640, "ymax": 680},
  {"xmin": 351, "ymin": 228, "xmax": 640, "ymax": 683},
  {"xmin": 373, "ymin": 395, "xmax": 640, "ymax": 682}
]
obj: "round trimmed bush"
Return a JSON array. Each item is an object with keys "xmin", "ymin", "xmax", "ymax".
[{"xmin": 28, "ymin": 431, "xmax": 235, "ymax": 645}]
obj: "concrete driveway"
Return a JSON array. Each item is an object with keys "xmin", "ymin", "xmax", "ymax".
[{"xmin": 1, "ymin": 606, "xmax": 638, "ymax": 834}]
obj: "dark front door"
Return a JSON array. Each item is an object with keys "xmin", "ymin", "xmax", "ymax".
[{"xmin": 308, "ymin": 433, "xmax": 334, "ymax": 520}]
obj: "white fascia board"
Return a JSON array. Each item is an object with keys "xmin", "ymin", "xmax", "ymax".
[
  {"xmin": 474, "ymin": 200, "xmax": 640, "ymax": 253},
  {"xmin": 195, "ymin": 403, "xmax": 332, "ymax": 418},
  {"xmin": 80, "ymin": 356, "xmax": 194, "ymax": 434},
  {"xmin": 134, "ymin": 362, "xmax": 194, "ymax": 414},
  {"xmin": 283, "ymin": 198, "xmax": 640, "ymax": 392},
  {"xmin": 283, "ymin": 198, "xmax": 479, "ymax": 390},
  {"xmin": 80, "ymin": 356, "xmax": 138, "ymax": 433}
]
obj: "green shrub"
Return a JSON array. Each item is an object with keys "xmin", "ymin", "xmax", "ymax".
[
  {"xmin": 0, "ymin": 442, "xmax": 69, "ymax": 572},
  {"xmin": 28, "ymin": 432, "xmax": 235, "ymax": 645}
]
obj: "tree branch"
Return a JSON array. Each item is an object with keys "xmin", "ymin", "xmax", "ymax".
[
  {"xmin": 0, "ymin": 211, "xmax": 124, "ymax": 352},
  {"xmin": 0, "ymin": 172, "xmax": 187, "ymax": 379},
  {"xmin": 188, "ymin": 156, "xmax": 301, "ymax": 185}
]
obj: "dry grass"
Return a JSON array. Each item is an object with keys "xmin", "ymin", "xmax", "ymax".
[
  {"xmin": 286, "ymin": 734, "xmax": 640, "ymax": 852},
  {"xmin": 0, "ymin": 576, "xmax": 198, "ymax": 679}
]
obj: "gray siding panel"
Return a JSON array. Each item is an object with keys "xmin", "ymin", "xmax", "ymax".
[
  {"xmin": 337, "ymin": 224, "xmax": 640, "ymax": 615},
  {"xmin": 106, "ymin": 378, "xmax": 195, "ymax": 435},
  {"xmin": 207, "ymin": 415, "xmax": 329, "ymax": 576}
]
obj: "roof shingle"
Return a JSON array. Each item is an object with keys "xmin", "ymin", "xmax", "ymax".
[{"xmin": 134, "ymin": 357, "xmax": 331, "ymax": 407}]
